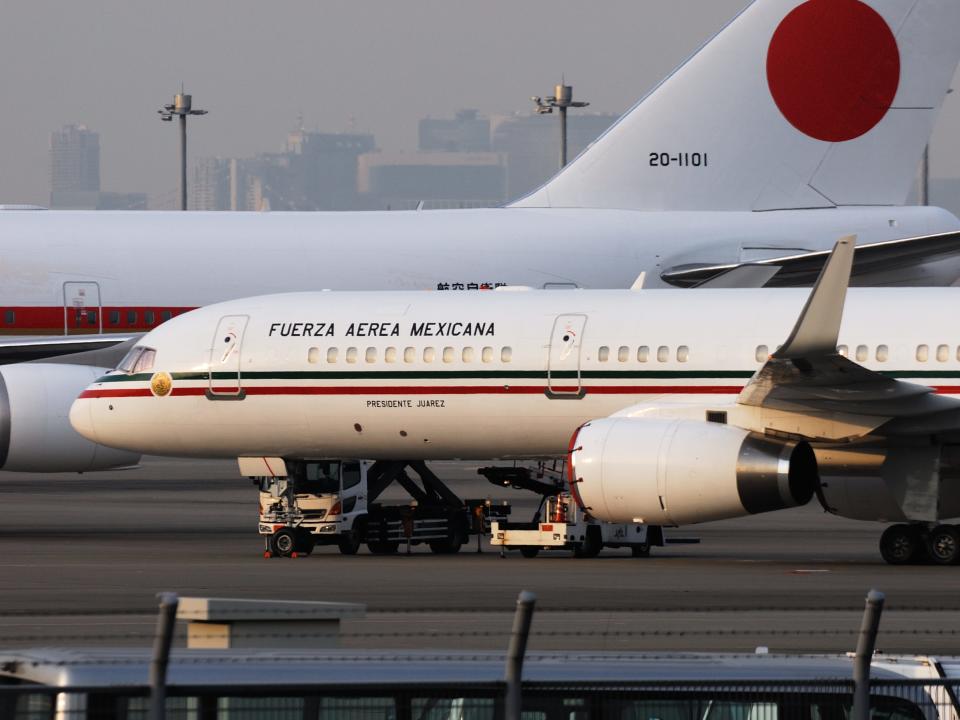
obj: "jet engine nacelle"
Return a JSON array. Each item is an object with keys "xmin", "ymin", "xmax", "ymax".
[
  {"xmin": 0, "ymin": 363, "xmax": 140, "ymax": 472},
  {"xmin": 569, "ymin": 418, "xmax": 818, "ymax": 526}
]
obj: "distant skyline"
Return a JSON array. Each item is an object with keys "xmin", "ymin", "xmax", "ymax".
[{"xmin": 2, "ymin": 1, "xmax": 959, "ymax": 207}]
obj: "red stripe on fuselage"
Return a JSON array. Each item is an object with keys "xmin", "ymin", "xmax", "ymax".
[{"xmin": 0, "ymin": 306, "xmax": 195, "ymax": 334}]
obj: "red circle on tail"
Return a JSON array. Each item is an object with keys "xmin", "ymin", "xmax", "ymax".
[{"xmin": 766, "ymin": 0, "xmax": 900, "ymax": 143}]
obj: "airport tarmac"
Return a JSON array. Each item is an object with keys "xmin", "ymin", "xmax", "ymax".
[{"xmin": 0, "ymin": 457, "xmax": 958, "ymax": 654}]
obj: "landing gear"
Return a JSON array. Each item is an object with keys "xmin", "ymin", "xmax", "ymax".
[
  {"xmin": 879, "ymin": 523, "xmax": 960, "ymax": 565},
  {"xmin": 927, "ymin": 525, "xmax": 960, "ymax": 565}
]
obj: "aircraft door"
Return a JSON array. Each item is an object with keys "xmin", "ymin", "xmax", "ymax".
[
  {"xmin": 208, "ymin": 314, "xmax": 248, "ymax": 399},
  {"xmin": 547, "ymin": 314, "xmax": 587, "ymax": 398},
  {"xmin": 63, "ymin": 282, "xmax": 102, "ymax": 335}
]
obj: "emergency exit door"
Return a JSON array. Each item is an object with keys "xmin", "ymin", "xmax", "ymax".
[
  {"xmin": 547, "ymin": 314, "xmax": 587, "ymax": 398},
  {"xmin": 208, "ymin": 315, "xmax": 248, "ymax": 399},
  {"xmin": 63, "ymin": 282, "xmax": 102, "ymax": 335}
]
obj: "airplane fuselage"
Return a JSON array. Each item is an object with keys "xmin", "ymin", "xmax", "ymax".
[
  {"xmin": 71, "ymin": 286, "xmax": 960, "ymax": 462},
  {"xmin": 1, "ymin": 206, "xmax": 958, "ymax": 336}
]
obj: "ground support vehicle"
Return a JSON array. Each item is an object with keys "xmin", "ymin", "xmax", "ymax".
[
  {"xmin": 252, "ymin": 459, "xmax": 510, "ymax": 557},
  {"xmin": 490, "ymin": 492, "xmax": 664, "ymax": 558}
]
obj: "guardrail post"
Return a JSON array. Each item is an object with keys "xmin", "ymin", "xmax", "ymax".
[
  {"xmin": 853, "ymin": 589, "xmax": 885, "ymax": 720},
  {"xmin": 505, "ymin": 590, "xmax": 536, "ymax": 720},
  {"xmin": 150, "ymin": 592, "xmax": 179, "ymax": 720}
]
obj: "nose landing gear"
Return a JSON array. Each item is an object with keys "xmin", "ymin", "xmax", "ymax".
[{"xmin": 879, "ymin": 523, "xmax": 960, "ymax": 565}]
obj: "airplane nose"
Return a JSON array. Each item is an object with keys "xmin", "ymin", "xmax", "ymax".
[{"xmin": 69, "ymin": 395, "xmax": 98, "ymax": 443}]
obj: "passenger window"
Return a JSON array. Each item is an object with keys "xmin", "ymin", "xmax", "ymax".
[
  {"xmin": 403, "ymin": 347, "xmax": 415, "ymax": 363},
  {"xmin": 385, "ymin": 347, "xmax": 397, "ymax": 363},
  {"xmin": 161, "ymin": 310, "xmax": 172, "ymax": 322},
  {"xmin": 876, "ymin": 345, "xmax": 889, "ymax": 362},
  {"xmin": 618, "ymin": 346, "xmax": 629, "ymax": 362},
  {"xmin": 937, "ymin": 344, "xmax": 949, "ymax": 362},
  {"xmin": 145, "ymin": 311, "xmax": 155, "ymax": 325},
  {"xmin": 109, "ymin": 310, "xmax": 120, "ymax": 325},
  {"xmin": 423, "ymin": 347, "xmax": 436, "ymax": 363},
  {"xmin": 4, "ymin": 310, "xmax": 14, "ymax": 325},
  {"xmin": 326, "ymin": 347, "xmax": 338, "ymax": 363},
  {"xmin": 481, "ymin": 346, "xmax": 494, "ymax": 363},
  {"xmin": 87, "ymin": 310, "xmax": 97, "ymax": 325},
  {"xmin": 127, "ymin": 310, "xmax": 137, "ymax": 325},
  {"xmin": 133, "ymin": 348, "xmax": 156, "ymax": 374},
  {"xmin": 598, "ymin": 346, "xmax": 610, "ymax": 362},
  {"xmin": 917, "ymin": 344, "xmax": 929, "ymax": 362},
  {"xmin": 501, "ymin": 347, "xmax": 512, "ymax": 363},
  {"xmin": 637, "ymin": 346, "xmax": 649, "ymax": 363},
  {"xmin": 345, "ymin": 347, "xmax": 358, "ymax": 364},
  {"xmin": 365, "ymin": 347, "xmax": 377, "ymax": 363},
  {"xmin": 855, "ymin": 345, "xmax": 868, "ymax": 362},
  {"xmin": 677, "ymin": 345, "xmax": 689, "ymax": 363},
  {"xmin": 657, "ymin": 346, "xmax": 669, "ymax": 363},
  {"xmin": 837, "ymin": 344, "xmax": 848, "ymax": 357},
  {"xmin": 755, "ymin": 345, "xmax": 768, "ymax": 362},
  {"xmin": 307, "ymin": 347, "xmax": 320, "ymax": 364},
  {"xmin": 442, "ymin": 347, "xmax": 455, "ymax": 363},
  {"xmin": 462, "ymin": 347, "xmax": 474, "ymax": 363}
]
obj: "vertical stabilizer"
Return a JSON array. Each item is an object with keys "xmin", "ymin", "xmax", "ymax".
[{"xmin": 511, "ymin": 0, "xmax": 960, "ymax": 211}]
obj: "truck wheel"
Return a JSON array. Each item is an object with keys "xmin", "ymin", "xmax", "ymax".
[
  {"xmin": 519, "ymin": 547, "xmax": 540, "ymax": 559},
  {"xmin": 367, "ymin": 540, "xmax": 400, "ymax": 555},
  {"xmin": 631, "ymin": 543, "xmax": 651, "ymax": 558},
  {"xmin": 295, "ymin": 530, "xmax": 315, "ymax": 557},
  {"xmin": 574, "ymin": 527, "xmax": 603, "ymax": 558},
  {"xmin": 270, "ymin": 529, "xmax": 297, "ymax": 558},
  {"xmin": 337, "ymin": 526, "xmax": 362, "ymax": 555},
  {"xmin": 429, "ymin": 534, "xmax": 464, "ymax": 555}
]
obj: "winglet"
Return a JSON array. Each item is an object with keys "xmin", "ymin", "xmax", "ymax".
[{"xmin": 773, "ymin": 235, "xmax": 856, "ymax": 359}]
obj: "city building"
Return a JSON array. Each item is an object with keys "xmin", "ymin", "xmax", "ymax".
[
  {"xmin": 357, "ymin": 151, "xmax": 507, "ymax": 210},
  {"xmin": 491, "ymin": 112, "xmax": 619, "ymax": 202},
  {"xmin": 49, "ymin": 124, "xmax": 146, "ymax": 210},
  {"xmin": 193, "ymin": 130, "xmax": 375, "ymax": 211},
  {"xmin": 419, "ymin": 109, "xmax": 490, "ymax": 153}
]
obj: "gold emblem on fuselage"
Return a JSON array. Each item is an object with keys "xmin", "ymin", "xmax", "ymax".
[{"xmin": 150, "ymin": 371, "xmax": 173, "ymax": 397}]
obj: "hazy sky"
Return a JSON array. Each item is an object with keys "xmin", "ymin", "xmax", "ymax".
[{"xmin": 2, "ymin": 1, "xmax": 959, "ymax": 207}]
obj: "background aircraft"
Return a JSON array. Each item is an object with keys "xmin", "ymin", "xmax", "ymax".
[{"xmin": 69, "ymin": 239, "xmax": 960, "ymax": 565}]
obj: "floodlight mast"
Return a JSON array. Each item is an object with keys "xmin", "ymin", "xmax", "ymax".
[
  {"xmin": 158, "ymin": 92, "xmax": 208, "ymax": 210},
  {"xmin": 532, "ymin": 82, "xmax": 590, "ymax": 169}
]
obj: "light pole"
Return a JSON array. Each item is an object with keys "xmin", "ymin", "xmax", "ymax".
[
  {"xmin": 158, "ymin": 91, "xmax": 208, "ymax": 210},
  {"xmin": 532, "ymin": 81, "xmax": 590, "ymax": 169}
]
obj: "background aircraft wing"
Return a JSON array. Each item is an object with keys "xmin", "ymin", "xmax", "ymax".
[
  {"xmin": 737, "ymin": 237, "xmax": 960, "ymax": 426},
  {"xmin": 661, "ymin": 230, "xmax": 960, "ymax": 288},
  {"xmin": 0, "ymin": 334, "xmax": 140, "ymax": 364}
]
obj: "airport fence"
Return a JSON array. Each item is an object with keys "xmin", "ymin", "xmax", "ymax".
[{"xmin": 1, "ymin": 678, "xmax": 960, "ymax": 720}]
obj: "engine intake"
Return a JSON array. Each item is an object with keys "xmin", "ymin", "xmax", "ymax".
[
  {"xmin": 0, "ymin": 363, "xmax": 140, "ymax": 473},
  {"xmin": 569, "ymin": 418, "xmax": 817, "ymax": 526}
]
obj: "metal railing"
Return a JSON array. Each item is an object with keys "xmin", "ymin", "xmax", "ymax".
[{"xmin": 2, "ymin": 678, "xmax": 960, "ymax": 720}]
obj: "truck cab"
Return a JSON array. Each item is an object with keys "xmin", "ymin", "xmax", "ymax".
[{"xmin": 258, "ymin": 460, "xmax": 369, "ymax": 556}]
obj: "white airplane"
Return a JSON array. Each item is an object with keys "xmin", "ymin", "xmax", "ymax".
[
  {"xmin": 70, "ymin": 238, "xmax": 960, "ymax": 565},
  {"xmin": 6, "ymin": 0, "xmax": 960, "ymax": 475}
]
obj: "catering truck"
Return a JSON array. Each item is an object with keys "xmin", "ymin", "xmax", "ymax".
[{"xmin": 249, "ymin": 458, "xmax": 510, "ymax": 557}]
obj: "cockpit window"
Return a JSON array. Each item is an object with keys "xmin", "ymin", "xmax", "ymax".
[
  {"xmin": 133, "ymin": 348, "xmax": 156, "ymax": 374},
  {"xmin": 116, "ymin": 346, "xmax": 157, "ymax": 374}
]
